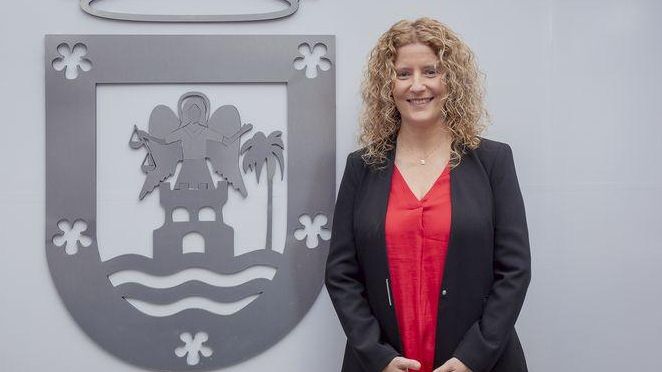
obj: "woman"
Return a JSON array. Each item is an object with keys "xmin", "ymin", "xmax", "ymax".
[{"xmin": 325, "ymin": 18, "xmax": 531, "ymax": 372}]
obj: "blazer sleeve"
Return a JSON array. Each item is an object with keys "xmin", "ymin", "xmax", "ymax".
[
  {"xmin": 325, "ymin": 153, "xmax": 400, "ymax": 372},
  {"xmin": 453, "ymin": 143, "xmax": 532, "ymax": 372}
]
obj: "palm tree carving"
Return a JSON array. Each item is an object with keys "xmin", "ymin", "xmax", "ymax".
[{"xmin": 240, "ymin": 131, "xmax": 285, "ymax": 251}]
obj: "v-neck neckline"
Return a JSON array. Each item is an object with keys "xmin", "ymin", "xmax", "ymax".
[{"xmin": 394, "ymin": 163, "xmax": 450, "ymax": 203}]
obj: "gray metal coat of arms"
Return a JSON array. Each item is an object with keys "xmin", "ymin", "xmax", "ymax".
[{"xmin": 45, "ymin": 35, "xmax": 335, "ymax": 370}]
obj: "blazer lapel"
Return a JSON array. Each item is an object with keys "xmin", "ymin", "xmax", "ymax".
[
  {"xmin": 434, "ymin": 152, "xmax": 475, "ymax": 366},
  {"xmin": 369, "ymin": 148, "xmax": 403, "ymax": 350},
  {"xmin": 441, "ymin": 154, "xmax": 467, "ymax": 299},
  {"xmin": 373, "ymin": 149, "xmax": 395, "ymax": 243}
]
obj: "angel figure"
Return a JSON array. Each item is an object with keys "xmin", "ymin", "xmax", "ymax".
[{"xmin": 129, "ymin": 92, "xmax": 252, "ymax": 199}]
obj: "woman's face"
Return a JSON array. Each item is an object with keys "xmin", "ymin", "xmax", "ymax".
[{"xmin": 392, "ymin": 42, "xmax": 447, "ymax": 128}]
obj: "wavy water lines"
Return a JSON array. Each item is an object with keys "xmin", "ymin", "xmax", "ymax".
[
  {"xmin": 126, "ymin": 296, "xmax": 260, "ymax": 317},
  {"xmin": 107, "ymin": 265, "xmax": 277, "ymax": 316},
  {"xmin": 109, "ymin": 266, "xmax": 277, "ymax": 288}
]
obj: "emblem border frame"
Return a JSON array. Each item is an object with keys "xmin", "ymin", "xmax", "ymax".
[{"xmin": 45, "ymin": 34, "xmax": 335, "ymax": 370}]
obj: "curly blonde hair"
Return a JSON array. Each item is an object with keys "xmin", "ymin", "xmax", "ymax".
[{"xmin": 359, "ymin": 17, "xmax": 488, "ymax": 167}]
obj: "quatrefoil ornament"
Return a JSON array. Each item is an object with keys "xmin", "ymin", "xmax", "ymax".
[
  {"xmin": 294, "ymin": 213, "xmax": 331, "ymax": 248},
  {"xmin": 52, "ymin": 43, "xmax": 92, "ymax": 80},
  {"xmin": 293, "ymin": 43, "xmax": 332, "ymax": 79},
  {"xmin": 52, "ymin": 219, "xmax": 93, "ymax": 255},
  {"xmin": 175, "ymin": 332, "xmax": 213, "ymax": 366}
]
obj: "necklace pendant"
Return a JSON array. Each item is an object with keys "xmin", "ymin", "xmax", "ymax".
[{"xmin": 419, "ymin": 159, "xmax": 426, "ymax": 165}]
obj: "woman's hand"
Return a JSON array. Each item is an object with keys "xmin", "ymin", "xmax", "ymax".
[
  {"xmin": 383, "ymin": 356, "xmax": 421, "ymax": 371},
  {"xmin": 433, "ymin": 357, "xmax": 472, "ymax": 372}
]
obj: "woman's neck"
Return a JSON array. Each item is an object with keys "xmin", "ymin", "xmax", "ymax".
[{"xmin": 396, "ymin": 120, "xmax": 451, "ymax": 154}]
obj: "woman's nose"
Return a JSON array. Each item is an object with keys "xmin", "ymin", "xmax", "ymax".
[{"xmin": 410, "ymin": 74, "xmax": 426, "ymax": 92}]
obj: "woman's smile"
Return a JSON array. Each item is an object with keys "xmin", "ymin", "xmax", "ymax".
[{"xmin": 407, "ymin": 96, "xmax": 435, "ymax": 107}]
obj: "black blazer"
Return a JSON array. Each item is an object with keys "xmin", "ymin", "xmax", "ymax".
[{"xmin": 325, "ymin": 138, "xmax": 531, "ymax": 372}]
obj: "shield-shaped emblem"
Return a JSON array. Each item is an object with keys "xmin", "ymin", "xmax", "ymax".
[{"xmin": 45, "ymin": 35, "xmax": 335, "ymax": 370}]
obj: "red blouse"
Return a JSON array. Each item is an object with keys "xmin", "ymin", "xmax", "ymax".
[{"xmin": 385, "ymin": 165, "xmax": 452, "ymax": 372}]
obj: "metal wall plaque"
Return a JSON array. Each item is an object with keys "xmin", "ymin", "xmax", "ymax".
[
  {"xmin": 79, "ymin": 0, "xmax": 300, "ymax": 22},
  {"xmin": 45, "ymin": 34, "xmax": 335, "ymax": 370}
]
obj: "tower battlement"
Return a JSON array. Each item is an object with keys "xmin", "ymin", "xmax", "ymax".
[{"xmin": 159, "ymin": 181, "xmax": 228, "ymax": 212}]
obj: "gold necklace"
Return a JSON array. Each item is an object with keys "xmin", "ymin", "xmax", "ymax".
[{"xmin": 399, "ymin": 144, "xmax": 442, "ymax": 166}]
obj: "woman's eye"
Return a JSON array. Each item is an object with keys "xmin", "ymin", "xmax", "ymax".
[
  {"xmin": 424, "ymin": 69, "xmax": 439, "ymax": 77},
  {"xmin": 396, "ymin": 71, "xmax": 411, "ymax": 79}
]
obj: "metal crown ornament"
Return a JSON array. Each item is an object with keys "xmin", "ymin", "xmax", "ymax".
[{"xmin": 79, "ymin": 0, "xmax": 300, "ymax": 22}]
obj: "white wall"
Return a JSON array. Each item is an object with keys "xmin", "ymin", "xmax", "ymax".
[{"xmin": 1, "ymin": 0, "xmax": 660, "ymax": 371}]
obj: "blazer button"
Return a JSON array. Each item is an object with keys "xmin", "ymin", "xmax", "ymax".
[{"xmin": 441, "ymin": 289, "xmax": 448, "ymax": 296}]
